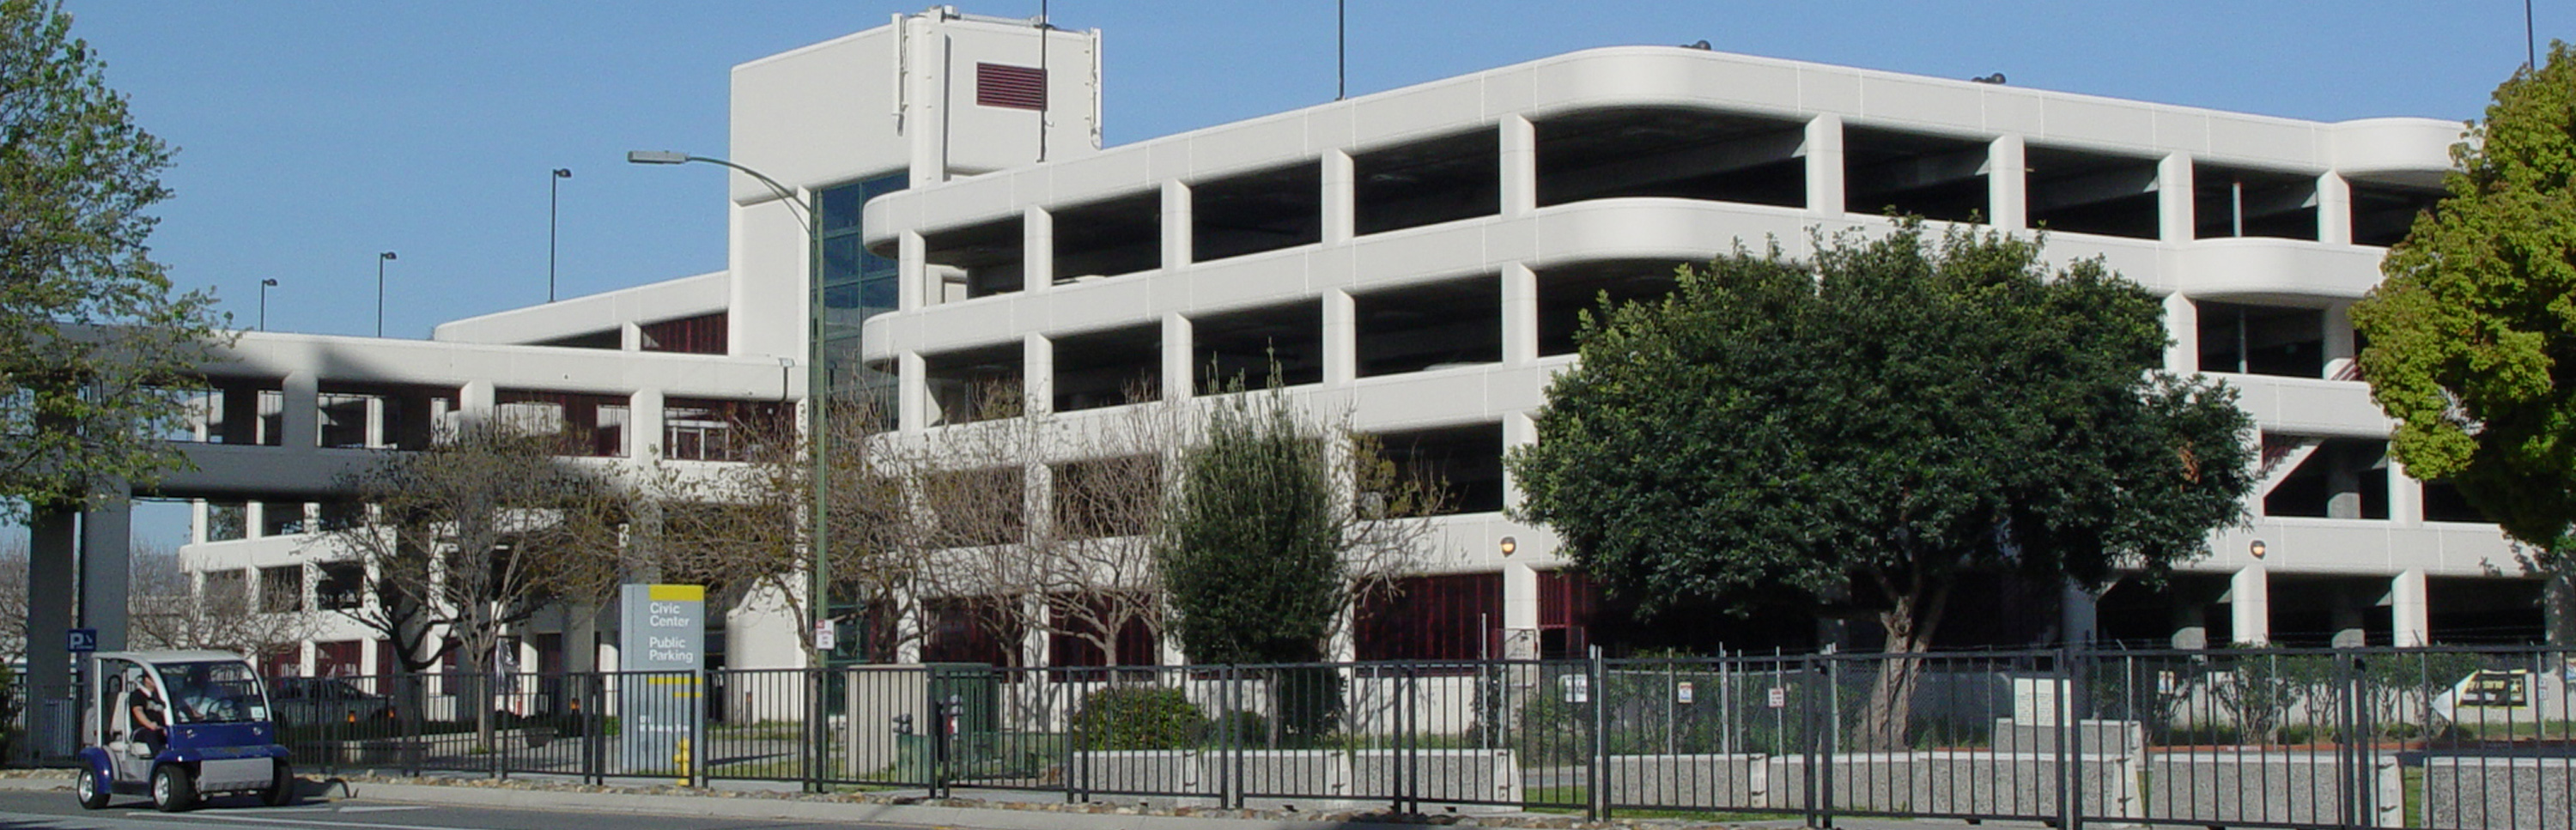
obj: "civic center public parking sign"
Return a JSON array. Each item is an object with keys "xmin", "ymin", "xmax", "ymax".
[{"xmin": 619, "ymin": 584, "xmax": 704, "ymax": 775}]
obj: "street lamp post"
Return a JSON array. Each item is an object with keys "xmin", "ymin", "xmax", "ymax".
[
  {"xmin": 629, "ymin": 148, "xmax": 828, "ymax": 791},
  {"xmin": 258, "ymin": 278, "xmax": 278, "ymax": 331},
  {"xmin": 375, "ymin": 251, "xmax": 398, "ymax": 337},
  {"xmin": 550, "ymin": 167, "xmax": 573, "ymax": 302}
]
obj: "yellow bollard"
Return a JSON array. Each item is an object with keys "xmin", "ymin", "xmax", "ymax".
[{"xmin": 672, "ymin": 737, "xmax": 691, "ymax": 786}]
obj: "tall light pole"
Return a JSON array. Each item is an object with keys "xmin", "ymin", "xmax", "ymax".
[
  {"xmin": 550, "ymin": 167, "xmax": 573, "ymax": 302},
  {"xmin": 626, "ymin": 149, "xmax": 827, "ymax": 643},
  {"xmin": 630, "ymin": 148, "xmax": 827, "ymax": 792},
  {"xmin": 375, "ymin": 251, "xmax": 398, "ymax": 337},
  {"xmin": 257, "ymin": 278, "xmax": 278, "ymax": 331}
]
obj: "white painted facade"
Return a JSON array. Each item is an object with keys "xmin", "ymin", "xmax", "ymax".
[
  {"xmin": 852, "ymin": 45, "xmax": 2523, "ymax": 651},
  {"xmin": 146, "ymin": 9, "xmax": 2534, "ymax": 686}
]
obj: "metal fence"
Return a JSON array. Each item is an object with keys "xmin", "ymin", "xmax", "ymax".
[{"xmin": 112, "ymin": 645, "xmax": 2576, "ymax": 828}]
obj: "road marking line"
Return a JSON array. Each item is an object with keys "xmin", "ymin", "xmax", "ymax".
[
  {"xmin": 337, "ymin": 806, "xmax": 432, "ymax": 812},
  {"xmin": 147, "ymin": 811, "xmax": 476, "ymax": 830}
]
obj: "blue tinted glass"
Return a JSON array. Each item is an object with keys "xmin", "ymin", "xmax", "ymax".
[
  {"xmin": 860, "ymin": 276, "xmax": 896, "ymax": 311},
  {"xmin": 818, "ymin": 173, "xmax": 908, "ymax": 233},
  {"xmin": 823, "ymin": 282, "xmax": 863, "ymax": 309},
  {"xmin": 822, "ymin": 237, "xmax": 866, "ymax": 284}
]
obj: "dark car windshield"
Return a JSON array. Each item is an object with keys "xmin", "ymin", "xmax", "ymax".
[{"xmin": 155, "ymin": 661, "xmax": 269, "ymax": 724}]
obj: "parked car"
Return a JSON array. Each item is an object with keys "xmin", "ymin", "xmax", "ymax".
[{"xmin": 267, "ymin": 677, "xmax": 393, "ymax": 727}]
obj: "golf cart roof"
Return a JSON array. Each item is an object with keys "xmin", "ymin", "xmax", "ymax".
[{"xmin": 90, "ymin": 650, "xmax": 250, "ymax": 666}]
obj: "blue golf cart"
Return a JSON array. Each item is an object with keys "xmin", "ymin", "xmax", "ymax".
[{"xmin": 73, "ymin": 650, "xmax": 293, "ymax": 812}]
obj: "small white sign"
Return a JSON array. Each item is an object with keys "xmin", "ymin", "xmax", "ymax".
[
  {"xmin": 814, "ymin": 621, "xmax": 837, "ymax": 652},
  {"xmin": 1675, "ymin": 682, "xmax": 1695, "ymax": 704},
  {"xmin": 1559, "ymin": 674, "xmax": 1590, "ymax": 704},
  {"xmin": 1766, "ymin": 687, "xmax": 1787, "ymax": 709}
]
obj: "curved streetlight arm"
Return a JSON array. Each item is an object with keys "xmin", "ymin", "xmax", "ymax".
[{"xmin": 629, "ymin": 150, "xmax": 814, "ymax": 235}]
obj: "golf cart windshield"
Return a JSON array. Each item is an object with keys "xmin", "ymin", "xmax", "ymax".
[{"xmin": 155, "ymin": 661, "xmax": 269, "ymax": 724}]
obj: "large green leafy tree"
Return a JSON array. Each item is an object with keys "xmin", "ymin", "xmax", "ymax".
[
  {"xmin": 2351, "ymin": 44, "xmax": 2576, "ymax": 638},
  {"xmin": 1156, "ymin": 385, "xmax": 1441, "ymax": 742},
  {"xmin": 0, "ymin": 0, "xmax": 225, "ymax": 520},
  {"xmin": 1507, "ymin": 221, "xmax": 2254, "ymax": 747}
]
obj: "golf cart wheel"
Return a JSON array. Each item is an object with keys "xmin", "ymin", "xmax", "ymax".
[
  {"xmin": 150, "ymin": 764, "xmax": 196, "ymax": 812},
  {"xmin": 262, "ymin": 760, "xmax": 295, "ymax": 807},
  {"xmin": 73, "ymin": 767, "xmax": 108, "ymax": 809}
]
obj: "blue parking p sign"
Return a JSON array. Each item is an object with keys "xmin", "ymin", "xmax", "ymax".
[{"xmin": 65, "ymin": 628, "xmax": 96, "ymax": 653}]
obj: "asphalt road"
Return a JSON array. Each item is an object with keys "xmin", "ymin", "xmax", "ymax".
[{"xmin": 0, "ymin": 789, "xmax": 920, "ymax": 830}]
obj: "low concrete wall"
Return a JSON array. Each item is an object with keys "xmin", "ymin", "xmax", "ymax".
[
  {"xmin": 1070, "ymin": 748, "xmax": 1519, "ymax": 806},
  {"xmin": 1599, "ymin": 751, "xmax": 2137, "ymax": 818},
  {"xmin": 2423, "ymin": 755, "xmax": 2576, "ymax": 830},
  {"xmin": 2142, "ymin": 750, "xmax": 2400, "ymax": 828}
]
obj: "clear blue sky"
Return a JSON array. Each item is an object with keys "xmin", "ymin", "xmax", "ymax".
[{"xmin": 29, "ymin": 0, "xmax": 2571, "ymax": 548}]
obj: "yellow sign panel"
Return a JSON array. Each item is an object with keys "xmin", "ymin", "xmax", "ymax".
[{"xmin": 647, "ymin": 585, "xmax": 704, "ymax": 602}]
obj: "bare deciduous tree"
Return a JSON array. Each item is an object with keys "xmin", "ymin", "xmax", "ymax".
[
  {"xmin": 127, "ymin": 545, "xmax": 319, "ymax": 661},
  {"xmin": 652, "ymin": 398, "xmax": 913, "ymax": 666},
  {"xmin": 319, "ymin": 421, "xmax": 630, "ymax": 744}
]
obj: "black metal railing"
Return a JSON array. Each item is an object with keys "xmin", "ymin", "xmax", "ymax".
[{"xmin": 217, "ymin": 645, "xmax": 2576, "ymax": 829}]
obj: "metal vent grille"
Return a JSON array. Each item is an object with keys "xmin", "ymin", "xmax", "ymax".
[{"xmin": 975, "ymin": 63, "xmax": 1046, "ymax": 110}]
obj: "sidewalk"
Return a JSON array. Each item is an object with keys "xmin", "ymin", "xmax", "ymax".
[{"xmin": 0, "ymin": 769, "xmax": 2030, "ymax": 830}]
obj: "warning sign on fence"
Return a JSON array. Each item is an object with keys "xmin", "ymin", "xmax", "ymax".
[{"xmin": 2458, "ymin": 669, "xmax": 2532, "ymax": 708}]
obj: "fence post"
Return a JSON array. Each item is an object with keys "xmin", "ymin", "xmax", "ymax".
[
  {"xmin": 1588, "ymin": 646, "xmax": 1607, "ymax": 821},
  {"xmin": 1223, "ymin": 664, "xmax": 1239, "ymax": 810},
  {"xmin": 583, "ymin": 673, "xmax": 602, "ymax": 785},
  {"xmin": 2360, "ymin": 654, "xmax": 2370, "ymax": 830},
  {"xmin": 1804, "ymin": 654, "xmax": 1829, "ymax": 830},
  {"xmin": 2064, "ymin": 647, "xmax": 2087, "ymax": 830}
]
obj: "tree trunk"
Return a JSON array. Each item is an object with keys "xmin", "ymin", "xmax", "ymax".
[{"xmin": 1858, "ymin": 585, "xmax": 1950, "ymax": 752}]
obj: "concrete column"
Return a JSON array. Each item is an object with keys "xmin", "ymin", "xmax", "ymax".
[
  {"xmin": 2060, "ymin": 579, "xmax": 2099, "ymax": 645},
  {"xmin": 1501, "ymin": 264, "xmax": 1539, "ymax": 366},
  {"xmin": 1023, "ymin": 205, "xmax": 1054, "ymax": 291},
  {"xmin": 1804, "ymin": 114, "xmax": 1845, "ymax": 217},
  {"xmin": 1322, "ymin": 289, "xmax": 1357, "ymax": 386},
  {"xmin": 2323, "ymin": 302, "xmax": 2357, "ymax": 380},
  {"xmin": 1024, "ymin": 333, "xmax": 1053, "ymax": 416},
  {"xmin": 564, "ymin": 606, "xmax": 600, "ymax": 674},
  {"xmin": 2163, "ymin": 292, "xmax": 2199, "ymax": 373},
  {"xmin": 1988, "ymin": 135, "xmax": 2026, "ymax": 230},
  {"xmin": 2171, "ymin": 597, "xmax": 2209, "ymax": 650},
  {"xmin": 897, "ymin": 351, "xmax": 927, "ymax": 435},
  {"xmin": 1501, "ymin": 115, "xmax": 1538, "ymax": 217},
  {"xmin": 79, "ymin": 495, "xmax": 131, "ymax": 651},
  {"xmin": 897, "ymin": 230, "xmax": 927, "ymax": 312},
  {"xmin": 459, "ymin": 380, "xmax": 495, "ymax": 422},
  {"xmin": 2389, "ymin": 456, "xmax": 2422, "ymax": 526},
  {"xmin": 2159, "ymin": 153, "xmax": 2196, "ymax": 242},
  {"xmin": 1162, "ymin": 313, "xmax": 1194, "ymax": 401},
  {"xmin": 1323, "ymin": 150, "xmax": 1356, "ymax": 245},
  {"xmin": 620, "ymin": 322, "xmax": 643, "ymax": 352},
  {"xmin": 2550, "ymin": 565, "xmax": 2576, "ymax": 645},
  {"xmin": 24, "ymin": 507, "xmax": 76, "ymax": 761},
  {"xmin": 2330, "ymin": 583, "xmax": 2368, "ymax": 648},
  {"xmin": 1161, "ymin": 180, "xmax": 1193, "ymax": 270},
  {"xmin": 2391, "ymin": 568, "xmax": 2429, "ymax": 647},
  {"xmin": 1502, "ymin": 562, "xmax": 1540, "ymax": 660},
  {"xmin": 2317, "ymin": 171, "xmax": 2353, "ymax": 245},
  {"xmin": 2229, "ymin": 564, "xmax": 2270, "ymax": 646},
  {"xmin": 1503, "ymin": 410, "xmax": 1538, "ymax": 508},
  {"xmin": 629, "ymin": 388, "xmax": 665, "ymax": 458},
  {"xmin": 281, "ymin": 371, "xmax": 319, "ymax": 451}
]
